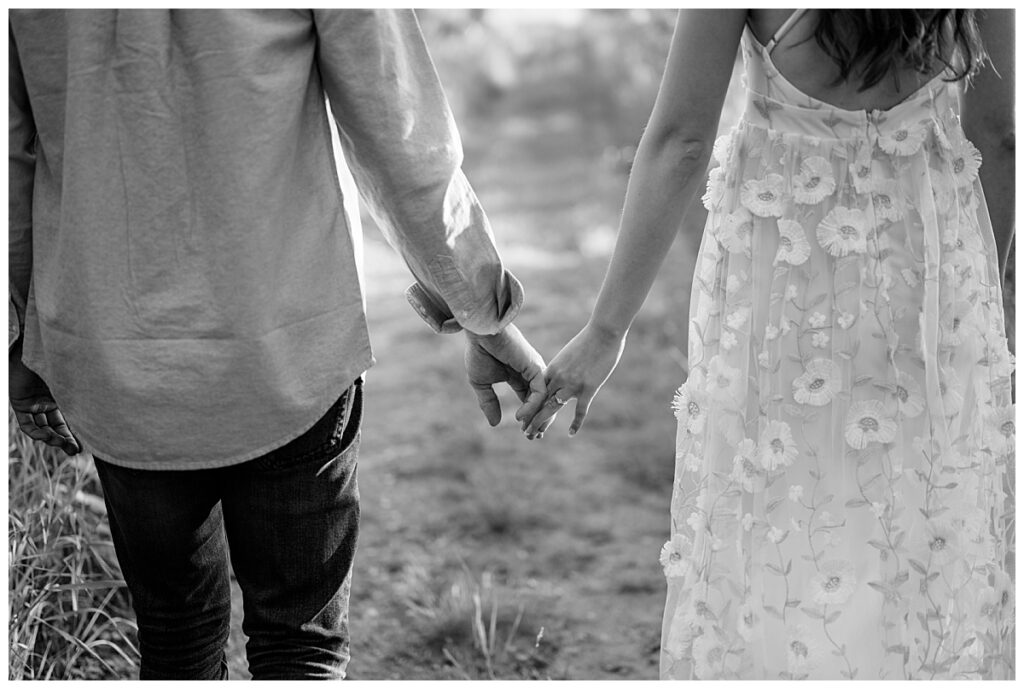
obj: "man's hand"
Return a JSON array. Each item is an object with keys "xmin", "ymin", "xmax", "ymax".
[
  {"xmin": 465, "ymin": 324, "xmax": 546, "ymax": 427},
  {"xmin": 10, "ymin": 341, "xmax": 80, "ymax": 456}
]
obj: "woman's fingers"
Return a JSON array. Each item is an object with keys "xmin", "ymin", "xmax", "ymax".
[
  {"xmin": 523, "ymin": 390, "xmax": 568, "ymax": 438},
  {"xmin": 569, "ymin": 393, "xmax": 593, "ymax": 436}
]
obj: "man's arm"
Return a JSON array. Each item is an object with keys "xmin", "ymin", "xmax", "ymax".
[
  {"xmin": 10, "ymin": 23, "xmax": 34, "ymax": 344},
  {"xmin": 311, "ymin": 9, "xmax": 521, "ymax": 336},
  {"xmin": 8, "ymin": 25, "xmax": 80, "ymax": 455},
  {"xmin": 311, "ymin": 10, "xmax": 543, "ymax": 423}
]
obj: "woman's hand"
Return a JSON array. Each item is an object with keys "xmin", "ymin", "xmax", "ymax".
[{"xmin": 515, "ymin": 323, "xmax": 626, "ymax": 438}]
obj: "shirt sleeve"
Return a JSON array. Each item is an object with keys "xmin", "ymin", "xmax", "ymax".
[
  {"xmin": 311, "ymin": 9, "xmax": 522, "ymax": 335},
  {"xmin": 9, "ymin": 23, "xmax": 35, "ymax": 350}
]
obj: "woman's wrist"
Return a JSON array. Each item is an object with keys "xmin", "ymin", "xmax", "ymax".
[{"xmin": 585, "ymin": 318, "xmax": 628, "ymax": 345}]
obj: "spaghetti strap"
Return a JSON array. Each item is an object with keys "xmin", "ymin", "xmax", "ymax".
[{"xmin": 765, "ymin": 8, "xmax": 809, "ymax": 54}]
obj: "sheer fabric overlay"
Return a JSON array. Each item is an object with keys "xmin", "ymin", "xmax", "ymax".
[{"xmin": 659, "ymin": 27, "xmax": 1015, "ymax": 680}]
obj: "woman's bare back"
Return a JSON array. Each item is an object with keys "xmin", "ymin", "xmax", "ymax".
[{"xmin": 747, "ymin": 8, "xmax": 951, "ymax": 112}]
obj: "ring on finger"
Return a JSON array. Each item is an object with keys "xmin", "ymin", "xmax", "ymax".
[{"xmin": 548, "ymin": 395, "xmax": 568, "ymax": 407}]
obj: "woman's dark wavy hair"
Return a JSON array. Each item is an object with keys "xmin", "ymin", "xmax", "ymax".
[{"xmin": 813, "ymin": 10, "xmax": 986, "ymax": 91}]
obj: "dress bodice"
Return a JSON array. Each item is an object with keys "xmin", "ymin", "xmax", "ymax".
[{"xmin": 739, "ymin": 25, "xmax": 961, "ymax": 143}]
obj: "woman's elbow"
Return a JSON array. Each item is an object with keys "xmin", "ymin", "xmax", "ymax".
[{"xmin": 640, "ymin": 125, "xmax": 710, "ymax": 172}]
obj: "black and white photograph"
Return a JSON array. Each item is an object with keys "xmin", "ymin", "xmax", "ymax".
[{"xmin": 8, "ymin": 7, "xmax": 1015, "ymax": 680}]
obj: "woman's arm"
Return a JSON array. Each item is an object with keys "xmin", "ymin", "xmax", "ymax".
[
  {"xmin": 962, "ymin": 9, "xmax": 1014, "ymax": 281},
  {"xmin": 518, "ymin": 10, "xmax": 748, "ymax": 436}
]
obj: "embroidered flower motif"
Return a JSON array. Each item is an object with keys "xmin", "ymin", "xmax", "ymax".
[
  {"xmin": 726, "ymin": 306, "xmax": 750, "ymax": 330},
  {"xmin": 949, "ymin": 221, "xmax": 985, "ymax": 264},
  {"xmin": 878, "ymin": 122, "xmax": 927, "ymax": 156},
  {"xmin": 811, "ymin": 332, "xmax": 830, "ymax": 349},
  {"xmin": 816, "ymin": 206, "xmax": 868, "ymax": 257},
  {"xmin": 792, "ymin": 156, "xmax": 836, "ymax": 205},
  {"xmin": 899, "ymin": 267, "xmax": 921, "ymax": 288},
  {"xmin": 706, "ymin": 355, "xmax": 743, "ymax": 405},
  {"xmin": 758, "ymin": 420, "xmax": 798, "ymax": 470},
  {"xmin": 672, "ymin": 369, "xmax": 708, "ymax": 436},
  {"xmin": 949, "ymin": 138, "xmax": 983, "ymax": 187},
  {"xmin": 786, "ymin": 625, "xmax": 825, "ymax": 677},
  {"xmin": 808, "ymin": 559, "xmax": 857, "ymax": 606},
  {"xmin": 837, "ymin": 311, "xmax": 855, "ymax": 330},
  {"xmin": 765, "ymin": 324, "xmax": 781, "ymax": 341},
  {"xmin": 871, "ymin": 180, "xmax": 903, "ymax": 223},
  {"xmin": 757, "ymin": 351, "xmax": 771, "ymax": 369},
  {"xmin": 793, "ymin": 358, "xmax": 840, "ymax": 406},
  {"xmin": 702, "ymin": 167, "xmax": 727, "ymax": 211},
  {"xmin": 888, "ymin": 371, "xmax": 925, "ymax": 418},
  {"xmin": 788, "ymin": 484, "xmax": 804, "ymax": 503},
  {"xmin": 725, "ymin": 273, "xmax": 743, "ymax": 295},
  {"xmin": 774, "ymin": 219, "xmax": 811, "ymax": 266},
  {"xmin": 924, "ymin": 520, "xmax": 961, "ymax": 565},
  {"xmin": 720, "ymin": 208, "xmax": 754, "ymax": 255},
  {"xmin": 991, "ymin": 570, "xmax": 1015, "ymax": 620},
  {"xmin": 767, "ymin": 526, "xmax": 788, "ymax": 544},
  {"xmin": 741, "ymin": 513, "xmax": 755, "ymax": 532},
  {"xmin": 692, "ymin": 632, "xmax": 727, "ymax": 679},
  {"xmin": 938, "ymin": 366, "xmax": 964, "ymax": 417},
  {"xmin": 686, "ymin": 510, "xmax": 707, "ymax": 535},
  {"xmin": 737, "ymin": 601, "xmax": 757, "ymax": 642},
  {"xmin": 844, "ymin": 399, "xmax": 898, "ymax": 449},
  {"xmin": 940, "ymin": 300, "xmax": 975, "ymax": 347},
  {"xmin": 849, "ymin": 147, "xmax": 881, "ymax": 194},
  {"xmin": 807, "ymin": 311, "xmax": 827, "ymax": 329},
  {"xmin": 681, "ymin": 451, "xmax": 702, "ymax": 472},
  {"xmin": 930, "ymin": 170, "xmax": 956, "ymax": 215},
  {"xmin": 712, "ymin": 132, "xmax": 734, "ymax": 166},
  {"xmin": 984, "ymin": 405, "xmax": 1015, "ymax": 455},
  {"xmin": 659, "ymin": 533, "xmax": 693, "ymax": 579},
  {"xmin": 740, "ymin": 174, "xmax": 786, "ymax": 217},
  {"xmin": 731, "ymin": 440, "xmax": 763, "ymax": 494},
  {"xmin": 720, "ymin": 330, "xmax": 738, "ymax": 351}
]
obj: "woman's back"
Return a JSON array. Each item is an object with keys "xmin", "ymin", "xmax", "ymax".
[{"xmin": 747, "ymin": 9, "xmax": 956, "ymax": 112}]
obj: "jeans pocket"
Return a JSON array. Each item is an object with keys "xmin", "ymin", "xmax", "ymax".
[{"xmin": 255, "ymin": 378, "xmax": 363, "ymax": 472}]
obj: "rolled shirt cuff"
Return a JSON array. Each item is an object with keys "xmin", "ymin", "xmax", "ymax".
[{"xmin": 405, "ymin": 270, "xmax": 524, "ymax": 335}]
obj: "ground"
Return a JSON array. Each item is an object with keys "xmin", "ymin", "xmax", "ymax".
[{"xmin": 224, "ymin": 68, "xmax": 704, "ymax": 681}]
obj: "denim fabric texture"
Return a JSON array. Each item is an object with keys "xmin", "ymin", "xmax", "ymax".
[{"xmin": 94, "ymin": 380, "xmax": 363, "ymax": 680}]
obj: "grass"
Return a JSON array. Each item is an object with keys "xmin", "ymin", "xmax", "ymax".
[
  {"xmin": 396, "ymin": 564, "xmax": 559, "ymax": 680},
  {"xmin": 8, "ymin": 417, "xmax": 139, "ymax": 680}
]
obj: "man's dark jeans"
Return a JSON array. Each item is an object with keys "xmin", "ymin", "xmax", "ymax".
[{"xmin": 94, "ymin": 380, "xmax": 363, "ymax": 680}]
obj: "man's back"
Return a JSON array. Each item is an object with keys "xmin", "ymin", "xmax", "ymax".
[{"xmin": 11, "ymin": 9, "xmax": 505, "ymax": 467}]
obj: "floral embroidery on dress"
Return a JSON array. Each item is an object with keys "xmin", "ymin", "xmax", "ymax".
[{"xmin": 661, "ymin": 24, "xmax": 1014, "ymax": 682}]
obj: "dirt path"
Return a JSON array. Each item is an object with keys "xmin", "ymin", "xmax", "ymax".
[{"xmin": 227, "ymin": 84, "xmax": 699, "ymax": 681}]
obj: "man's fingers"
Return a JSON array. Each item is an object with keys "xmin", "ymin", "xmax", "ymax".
[
  {"xmin": 569, "ymin": 394, "xmax": 593, "ymax": 436},
  {"xmin": 508, "ymin": 375, "xmax": 531, "ymax": 404},
  {"xmin": 471, "ymin": 383, "xmax": 502, "ymax": 427},
  {"xmin": 14, "ymin": 403, "xmax": 81, "ymax": 455}
]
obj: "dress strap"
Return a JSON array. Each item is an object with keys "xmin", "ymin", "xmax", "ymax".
[{"xmin": 765, "ymin": 9, "xmax": 810, "ymax": 54}]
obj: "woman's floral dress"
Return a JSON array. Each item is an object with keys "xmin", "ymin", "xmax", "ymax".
[{"xmin": 660, "ymin": 26, "xmax": 1015, "ymax": 681}]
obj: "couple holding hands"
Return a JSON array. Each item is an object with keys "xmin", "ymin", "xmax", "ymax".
[{"xmin": 10, "ymin": 8, "xmax": 1013, "ymax": 681}]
